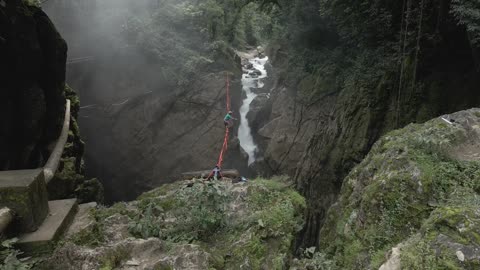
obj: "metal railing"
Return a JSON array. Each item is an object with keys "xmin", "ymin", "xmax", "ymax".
[{"xmin": 43, "ymin": 99, "xmax": 71, "ymax": 183}]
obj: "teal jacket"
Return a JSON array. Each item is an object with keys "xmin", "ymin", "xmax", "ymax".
[{"xmin": 224, "ymin": 113, "xmax": 233, "ymax": 121}]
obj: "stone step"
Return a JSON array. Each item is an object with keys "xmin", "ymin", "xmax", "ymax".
[
  {"xmin": 65, "ymin": 202, "xmax": 97, "ymax": 238},
  {"xmin": 0, "ymin": 169, "xmax": 49, "ymax": 232},
  {"xmin": 17, "ymin": 199, "xmax": 78, "ymax": 255}
]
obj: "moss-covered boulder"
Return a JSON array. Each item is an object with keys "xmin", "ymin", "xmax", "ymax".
[
  {"xmin": 315, "ymin": 108, "xmax": 480, "ymax": 269},
  {"xmin": 41, "ymin": 177, "xmax": 305, "ymax": 269}
]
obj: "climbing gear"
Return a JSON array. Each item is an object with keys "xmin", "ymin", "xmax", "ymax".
[
  {"xmin": 224, "ymin": 119, "xmax": 234, "ymax": 128},
  {"xmin": 207, "ymin": 165, "xmax": 223, "ymax": 180}
]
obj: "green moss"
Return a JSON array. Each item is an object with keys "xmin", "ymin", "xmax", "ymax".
[
  {"xmin": 61, "ymin": 178, "xmax": 305, "ymax": 269},
  {"xmin": 339, "ymin": 239, "xmax": 363, "ymax": 268},
  {"xmin": 70, "ymin": 222, "xmax": 105, "ymax": 248},
  {"xmin": 222, "ymin": 233, "xmax": 267, "ymax": 269},
  {"xmin": 94, "ymin": 202, "xmax": 136, "ymax": 220},
  {"xmin": 319, "ymin": 111, "xmax": 480, "ymax": 268},
  {"xmin": 370, "ymin": 246, "xmax": 391, "ymax": 269},
  {"xmin": 65, "ymin": 84, "xmax": 80, "ymax": 116},
  {"xmin": 400, "ymin": 237, "xmax": 447, "ymax": 270},
  {"xmin": 208, "ymin": 252, "xmax": 225, "ymax": 270},
  {"xmin": 99, "ymin": 247, "xmax": 128, "ymax": 270},
  {"xmin": 76, "ymin": 178, "xmax": 104, "ymax": 203},
  {"xmin": 138, "ymin": 182, "xmax": 184, "ymax": 200}
]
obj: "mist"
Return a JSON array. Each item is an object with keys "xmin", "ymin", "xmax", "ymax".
[
  {"xmin": 44, "ymin": 0, "xmax": 201, "ymax": 104},
  {"xmin": 42, "ymin": 0, "xmax": 248, "ymax": 202}
]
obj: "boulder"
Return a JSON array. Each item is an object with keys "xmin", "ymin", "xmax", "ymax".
[
  {"xmin": 249, "ymin": 69, "xmax": 262, "ymax": 77},
  {"xmin": 246, "ymin": 93, "xmax": 271, "ymax": 134}
]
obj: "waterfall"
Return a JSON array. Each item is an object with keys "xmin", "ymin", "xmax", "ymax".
[{"xmin": 238, "ymin": 56, "xmax": 269, "ymax": 165}]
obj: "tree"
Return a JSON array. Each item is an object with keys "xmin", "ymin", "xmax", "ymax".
[{"xmin": 451, "ymin": 0, "xmax": 480, "ymax": 67}]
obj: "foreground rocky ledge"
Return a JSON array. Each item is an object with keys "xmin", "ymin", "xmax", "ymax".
[
  {"xmin": 311, "ymin": 109, "xmax": 480, "ymax": 269},
  {"xmin": 40, "ymin": 177, "xmax": 305, "ymax": 269}
]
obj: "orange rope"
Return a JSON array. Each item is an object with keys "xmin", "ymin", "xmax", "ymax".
[
  {"xmin": 217, "ymin": 128, "xmax": 229, "ymax": 167},
  {"xmin": 207, "ymin": 74, "xmax": 231, "ymax": 179},
  {"xmin": 226, "ymin": 73, "xmax": 231, "ymax": 112},
  {"xmin": 217, "ymin": 73, "xmax": 230, "ymax": 168}
]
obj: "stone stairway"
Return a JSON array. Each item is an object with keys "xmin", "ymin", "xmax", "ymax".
[
  {"xmin": 0, "ymin": 169, "xmax": 78, "ymax": 255},
  {"xmin": 0, "ymin": 99, "xmax": 79, "ymax": 255},
  {"xmin": 17, "ymin": 199, "xmax": 78, "ymax": 254}
]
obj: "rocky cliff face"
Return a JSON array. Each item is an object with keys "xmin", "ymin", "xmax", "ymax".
[
  {"xmin": 0, "ymin": 0, "xmax": 102, "ymax": 202},
  {"xmin": 317, "ymin": 109, "xmax": 480, "ymax": 269},
  {"xmin": 38, "ymin": 110, "xmax": 480, "ymax": 269},
  {"xmin": 292, "ymin": 57, "xmax": 480, "ymax": 249},
  {"xmin": 247, "ymin": 0, "xmax": 480, "ymax": 249},
  {"xmin": 42, "ymin": 0, "xmax": 251, "ymax": 202},
  {"xmin": 82, "ymin": 63, "xmax": 247, "ymax": 202},
  {"xmin": 0, "ymin": 0, "xmax": 66, "ymax": 170}
]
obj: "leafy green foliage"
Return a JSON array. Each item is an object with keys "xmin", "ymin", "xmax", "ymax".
[
  {"xmin": 400, "ymin": 237, "xmax": 444, "ymax": 270},
  {"xmin": 69, "ymin": 209, "xmax": 107, "ymax": 247},
  {"xmin": 63, "ymin": 177, "xmax": 305, "ymax": 269},
  {"xmin": 130, "ymin": 182, "xmax": 230, "ymax": 242},
  {"xmin": 290, "ymin": 247, "xmax": 336, "ymax": 270},
  {"xmin": 22, "ymin": 0, "xmax": 40, "ymax": 7},
  {"xmin": 0, "ymin": 238, "xmax": 33, "ymax": 270},
  {"xmin": 110, "ymin": 178, "xmax": 306, "ymax": 269},
  {"xmin": 183, "ymin": 0, "xmax": 274, "ymax": 47},
  {"xmin": 451, "ymin": 0, "xmax": 480, "ymax": 46}
]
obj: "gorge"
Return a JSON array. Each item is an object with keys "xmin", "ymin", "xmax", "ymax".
[{"xmin": 1, "ymin": 0, "xmax": 480, "ymax": 269}]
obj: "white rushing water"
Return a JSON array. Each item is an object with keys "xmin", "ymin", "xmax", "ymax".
[{"xmin": 238, "ymin": 56, "xmax": 269, "ymax": 165}]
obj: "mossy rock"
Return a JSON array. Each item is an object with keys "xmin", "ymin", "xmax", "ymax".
[
  {"xmin": 318, "ymin": 109, "xmax": 480, "ymax": 269},
  {"xmin": 47, "ymin": 178, "xmax": 306, "ymax": 269}
]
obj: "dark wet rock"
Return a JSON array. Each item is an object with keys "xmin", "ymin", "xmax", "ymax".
[
  {"xmin": 0, "ymin": 0, "xmax": 66, "ymax": 170},
  {"xmin": 319, "ymin": 109, "xmax": 480, "ymax": 269},
  {"xmin": 249, "ymin": 69, "xmax": 262, "ymax": 77},
  {"xmin": 251, "ymin": 83, "xmax": 270, "ymax": 94},
  {"xmin": 246, "ymin": 94, "xmax": 271, "ymax": 134},
  {"xmin": 82, "ymin": 71, "xmax": 247, "ymax": 202},
  {"xmin": 0, "ymin": 0, "xmax": 102, "ymax": 202},
  {"xmin": 253, "ymin": 86, "xmax": 319, "ymax": 177}
]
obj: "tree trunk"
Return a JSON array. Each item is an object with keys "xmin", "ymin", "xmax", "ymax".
[
  {"xmin": 411, "ymin": 0, "xmax": 425, "ymax": 92},
  {"xmin": 466, "ymin": 31, "xmax": 480, "ymax": 71},
  {"xmin": 396, "ymin": 0, "xmax": 411, "ymax": 127}
]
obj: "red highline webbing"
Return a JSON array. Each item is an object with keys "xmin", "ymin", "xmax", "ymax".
[
  {"xmin": 217, "ymin": 128, "xmax": 229, "ymax": 167},
  {"xmin": 216, "ymin": 73, "xmax": 231, "ymax": 168},
  {"xmin": 226, "ymin": 73, "xmax": 231, "ymax": 112},
  {"xmin": 207, "ymin": 74, "xmax": 231, "ymax": 179}
]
